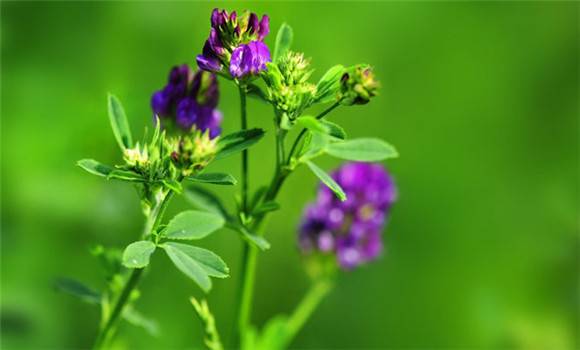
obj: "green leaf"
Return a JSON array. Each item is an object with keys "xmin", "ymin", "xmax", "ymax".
[
  {"xmin": 296, "ymin": 116, "xmax": 328, "ymax": 133},
  {"xmin": 161, "ymin": 242, "xmax": 229, "ymax": 292},
  {"xmin": 299, "ymin": 132, "xmax": 330, "ymax": 161},
  {"xmin": 314, "ymin": 65, "xmax": 345, "ymax": 103},
  {"xmin": 107, "ymin": 169, "xmax": 145, "ymax": 182},
  {"xmin": 122, "ymin": 241, "xmax": 156, "ymax": 268},
  {"xmin": 55, "ymin": 277, "xmax": 101, "ymax": 304},
  {"xmin": 184, "ymin": 186, "xmax": 230, "ymax": 219},
  {"xmin": 187, "ymin": 172, "xmax": 237, "ymax": 186},
  {"xmin": 216, "ymin": 128, "xmax": 265, "ymax": 159},
  {"xmin": 77, "ymin": 159, "xmax": 113, "ymax": 177},
  {"xmin": 326, "ymin": 138, "xmax": 399, "ymax": 162},
  {"xmin": 252, "ymin": 201, "xmax": 280, "ymax": 216},
  {"xmin": 235, "ymin": 225, "xmax": 271, "ymax": 251},
  {"xmin": 246, "ymin": 83, "xmax": 269, "ymax": 104},
  {"xmin": 107, "ymin": 93, "xmax": 133, "ymax": 150},
  {"xmin": 162, "ymin": 179, "xmax": 183, "ymax": 193},
  {"xmin": 273, "ymin": 23, "xmax": 293, "ymax": 62},
  {"xmin": 306, "ymin": 161, "xmax": 346, "ymax": 201},
  {"xmin": 320, "ymin": 120, "xmax": 347, "ymax": 140},
  {"xmin": 123, "ymin": 307, "xmax": 160, "ymax": 337},
  {"xmin": 164, "ymin": 210, "xmax": 225, "ymax": 240}
]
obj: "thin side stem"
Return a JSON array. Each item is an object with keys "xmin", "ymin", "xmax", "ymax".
[
  {"xmin": 284, "ymin": 280, "xmax": 334, "ymax": 346},
  {"xmin": 93, "ymin": 191, "xmax": 173, "ymax": 350},
  {"xmin": 287, "ymin": 102, "xmax": 341, "ymax": 163}
]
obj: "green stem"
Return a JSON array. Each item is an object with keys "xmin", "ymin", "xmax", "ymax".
[
  {"xmin": 284, "ymin": 280, "xmax": 334, "ymax": 346},
  {"xmin": 287, "ymin": 101, "xmax": 341, "ymax": 163},
  {"xmin": 93, "ymin": 191, "xmax": 173, "ymax": 349},
  {"xmin": 236, "ymin": 128, "xmax": 289, "ymax": 347},
  {"xmin": 238, "ymin": 84, "xmax": 249, "ymax": 214}
]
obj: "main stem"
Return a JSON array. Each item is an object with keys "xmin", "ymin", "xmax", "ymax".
[
  {"xmin": 239, "ymin": 85, "xmax": 249, "ymax": 214},
  {"xmin": 93, "ymin": 191, "xmax": 173, "ymax": 349},
  {"xmin": 236, "ymin": 83, "xmax": 252, "ymax": 347},
  {"xmin": 236, "ymin": 102, "xmax": 340, "ymax": 346}
]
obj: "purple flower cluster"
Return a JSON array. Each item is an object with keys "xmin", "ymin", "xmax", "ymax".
[
  {"xmin": 197, "ymin": 9, "xmax": 271, "ymax": 79},
  {"xmin": 151, "ymin": 65, "xmax": 222, "ymax": 138},
  {"xmin": 299, "ymin": 162, "xmax": 397, "ymax": 269}
]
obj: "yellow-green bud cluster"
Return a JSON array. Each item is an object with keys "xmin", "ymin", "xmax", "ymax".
[
  {"xmin": 166, "ymin": 130, "xmax": 218, "ymax": 177},
  {"xmin": 264, "ymin": 51, "xmax": 317, "ymax": 124},
  {"xmin": 340, "ymin": 65, "xmax": 379, "ymax": 105}
]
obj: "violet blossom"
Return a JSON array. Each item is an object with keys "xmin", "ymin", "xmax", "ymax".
[
  {"xmin": 151, "ymin": 65, "xmax": 222, "ymax": 138},
  {"xmin": 299, "ymin": 162, "xmax": 397, "ymax": 269},
  {"xmin": 196, "ymin": 9, "xmax": 271, "ymax": 79}
]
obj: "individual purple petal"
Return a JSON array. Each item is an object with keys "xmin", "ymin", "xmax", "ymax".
[
  {"xmin": 196, "ymin": 54, "xmax": 222, "ymax": 73},
  {"xmin": 247, "ymin": 13, "xmax": 259, "ymax": 35},
  {"xmin": 151, "ymin": 90, "xmax": 170, "ymax": 117},
  {"xmin": 258, "ymin": 15, "xmax": 270, "ymax": 40},
  {"xmin": 175, "ymin": 97, "xmax": 198, "ymax": 130},
  {"xmin": 229, "ymin": 41, "xmax": 271, "ymax": 78}
]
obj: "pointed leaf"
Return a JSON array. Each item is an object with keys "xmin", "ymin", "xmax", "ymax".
[
  {"xmin": 235, "ymin": 225, "xmax": 271, "ymax": 251},
  {"xmin": 162, "ymin": 179, "xmax": 183, "ymax": 193},
  {"xmin": 108, "ymin": 93, "xmax": 133, "ymax": 150},
  {"xmin": 164, "ymin": 210, "xmax": 225, "ymax": 240},
  {"xmin": 273, "ymin": 23, "xmax": 293, "ymax": 62},
  {"xmin": 320, "ymin": 120, "xmax": 347, "ymax": 140},
  {"xmin": 314, "ymin": 65, "xmax": 345, "ymax": 103},
  {"xmin": 306, "ymin": 161, "xmax": 346, "ymax": 201},
  {"xmin": 184, "ymin": 186, "xmax": 230, "ymax": 219},
  {"xmin": 216, "ymin": 128, "xmax": 265, "ymax": 159},
  {"xmin": 162, "ymin": 242, "xmax": 212, "ymax": 292},
  {"xmin": 123, "ymin": 307, "xmax": 160, "ymax": 337},
  {"xmin": 55, "ymin": 277, "xmax": 101, "ymax": 304},
  {"xmin": 326, "ymin": 138, "xmax": 398, "ymax": 162},
  {"xmin": 252, "ymin": 201, "xmax": 280, "ymax": 216},
  {"xmin": 162, "ymin": 243, "xmax": 229, "ymax": 292},
  {"xmin": 107, "ymin": 169, "xmax": 145, "ymax": 182},
  {"xmin": 187, "ymin": 172, "xmax": 237, "ymax": 186},
  {"xmin": 122, "ymin": 241, "xmax": 156, "ymax": 268},
  {"xmin": 77, "ymin": 159, "xmax": 113, "ymax": 177},
  {"xmin": 296, "ymin": 116, "xmax": 329, "ymax": 133}
]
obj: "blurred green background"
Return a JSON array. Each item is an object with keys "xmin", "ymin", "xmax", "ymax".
[{"xmin": 1, "ymin": 1, "xmax": 578, "ymax": 349}]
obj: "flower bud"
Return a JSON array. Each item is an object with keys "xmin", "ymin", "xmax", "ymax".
[
  {"xmin": 166, "ymin": 130, "xmax": 218, "ymax": 177},
  {"xmin": 263, "ymin": 51, "xmax": 317, "ymax": 124},
  {"xmin": 339, "ymin": 65, "xmax": 379, "ymax": 106}
]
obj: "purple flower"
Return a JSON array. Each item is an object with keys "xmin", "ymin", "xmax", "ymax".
[
  {"xmin": 151, "ymin": 66, "xmax": 222, "ymax": 137},
  {"xmin": 151, "ymin": 65, "xmax": 191, "ymax": 118},
  {"xmin": 299, "ymin": 162, "xmax": 397, "ymax": 269},
  {"xmin": 197, "ymin": 9, "xmax": 271, "ymax": 79},
  {"xmin": 229, "ymin": 41, "xmax": 271, "ymax": 78}
]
